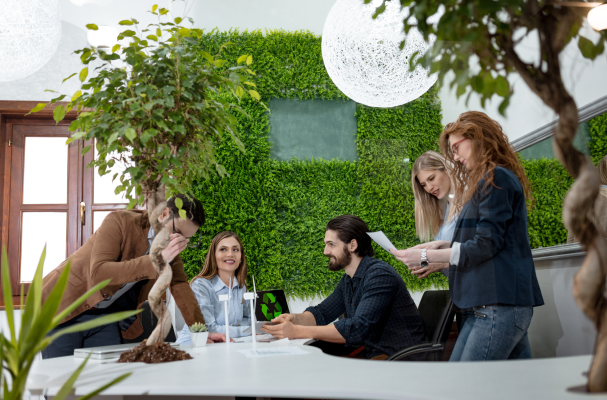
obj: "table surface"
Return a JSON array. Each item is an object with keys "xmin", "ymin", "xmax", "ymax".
[{"xmin": 27, "ymin": 341, "xmax": 606, "ymax": 400}]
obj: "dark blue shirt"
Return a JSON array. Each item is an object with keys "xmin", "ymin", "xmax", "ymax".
[
  {"xmin": 450, "ymin": 166, "xmax": 544, "ymax": 308},
  {"xmin": 305, "ymin": 256, "xmax": 427, "ymax": 358}
]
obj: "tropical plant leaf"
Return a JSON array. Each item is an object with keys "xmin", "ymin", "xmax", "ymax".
[{"xmin": 1, "ymin": 247, "xmax": 16, "ymax": 344}]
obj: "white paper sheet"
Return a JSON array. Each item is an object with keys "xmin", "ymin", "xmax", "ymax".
[
  {"xmin": 238, "ymin": 347, "xmax": 309, "ymax": 358},
  {"xmin": 367, "ymin": 231, "xmax": 397, "ymax": 253}
]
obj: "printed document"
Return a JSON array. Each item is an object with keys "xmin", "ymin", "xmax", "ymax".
[{"xmin": 367, "ymin": 231, "xmax": 397, "ymax": 253}]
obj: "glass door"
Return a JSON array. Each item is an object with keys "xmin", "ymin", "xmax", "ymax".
[{"xmin": 5, "ymin": 120, "xmax": 79, "ymax": 293}]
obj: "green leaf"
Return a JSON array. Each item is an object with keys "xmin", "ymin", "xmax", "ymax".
[
  {"xmin": 119, "ymin": 20, "xmax": 134, "ymax": 25},
  {"xmin": 112, "ymin": 44, "xmax": 121, "ymax": 53},
  {"xmin": 86, "ymin": 24, "xmax": 99, "ymax": 30},
  {"xmin": 51, "ymin": 279, "xmax": 112, "ymax": 326},
  {"xmin": 27, "ymin": 102, "xmax": 47, "ymax": 115},
  {"xmin": 125, "ymin": 127, "xmax": 137, "ymax": 141},
  {"xmin": 179, "ymin": 209, "xmax": 187, "ymax": 221},
  {"xmin": 243, "ymin": 81, "xmax": 256, "ymax": 87},
  {"xmin": 175, "ymin": 197, "xmax": 183, "ymax": 210},
  {"xmin": 174, "ymin": 17, "xmax": 183, "ymax": 24},
  {"xmin": 53, "ymin": 105, "xmax": 66, "ymax": 123},
  {"xmin": 152, "ymin": 4, "xmax": 158, "ymax": 12},
  {"xmin": 62, "ymin": 72, "xmax": 77, "ymax": 83},
  {"xmin": 71, "ymin": 90, "xmax": 82, "ymax": 103},
  {"xmin": 79, "ymin": 67, "xmax": 89, "ymax": 82},
  {"xmin": 51, "ymin": 355, "xmax": 92, "ymax": 400},
  {"xmin": 495, "ymin": 76, "xmax": 509, "ymax": 97},
  {"xmin": 237, "ymin": 54, "xmax": 248, "ymax": 64},
  {"xmin": 77, "ymin": 373, "xmax": 133, "ymax": 400},
  {"xmin": 1, "ymin": 247, "xmax": 16, "ymax": 344},
  {"xmin": 248, "ymin": 90, "xmax": 260, "ymax": 101},
  {"xmin": 246, "ymin": 55, "xmax": 253, "ymax": 65}
]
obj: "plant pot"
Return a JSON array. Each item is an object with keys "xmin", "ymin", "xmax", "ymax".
[{"xmin": 190, "ymin": 331, "xmax": 209, "ymax": 347}]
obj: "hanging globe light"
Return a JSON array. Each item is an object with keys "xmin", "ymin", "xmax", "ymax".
[
  {"xmin": 0, "ymin": 0, "xmax": 62, "ymax": 82},
  {"xmin": 322, "ymin": 0, "xmax": 438, "ymax": 108}
]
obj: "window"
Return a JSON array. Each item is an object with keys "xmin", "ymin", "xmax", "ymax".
[{"xmin": 0, "ymin": 106, "xmax": 127, "ymax": 297}]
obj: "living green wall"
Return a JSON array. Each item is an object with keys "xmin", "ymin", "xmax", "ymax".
[
  {"xmin": 180, "ymin": 30, "xmax": 607, "ymax": 298},
  {"xmin": 521, "ymin": 112, "xmax": 607, "ymax": 247},
  {"xmin": 179, "ymin": 30, "xmax": 446, "ymax": 298}
]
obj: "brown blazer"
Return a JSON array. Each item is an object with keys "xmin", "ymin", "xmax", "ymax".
[{"xmin": 41, "ymin": 209, "xmax": 204, "ymax": 339}]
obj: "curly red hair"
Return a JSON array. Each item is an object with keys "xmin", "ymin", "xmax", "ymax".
[{"xmin": 439, "ymin": 111, "xmax": 533, "ymax": 209}]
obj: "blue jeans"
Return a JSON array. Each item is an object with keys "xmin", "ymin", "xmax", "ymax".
[{"xmin": 450, "ymin": 304, "xmax": 533, "ymax": 361}]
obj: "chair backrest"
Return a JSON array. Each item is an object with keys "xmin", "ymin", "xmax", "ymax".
[{"xmin": 417, "ymin": 290, "xmax": 455, "ymax": 345}]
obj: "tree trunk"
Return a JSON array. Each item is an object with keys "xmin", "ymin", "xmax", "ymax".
[
  {"xmin": 143, "ymin": 184, "xmax": 173, "ymax": 345},
  {"xmin": 552, "ymin": 97, "xmax": 607, "ymax": 392}
]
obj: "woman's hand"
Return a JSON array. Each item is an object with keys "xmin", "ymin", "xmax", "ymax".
[
  {"xmin": 410, "ymin": 263, "xmax": 449, "ymax": 279},
  {"xmin": 390, "ymin": 248, "xmax": 423, "ymax": 267},
  {"xmin": 411, "ymin": 240, "xmax": 451, "ymax": 250},
  {"xmin": 207, "ymin": 332, "xmax": 235, "ymax": 343}
]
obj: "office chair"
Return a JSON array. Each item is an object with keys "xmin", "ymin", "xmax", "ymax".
[{"xmin": 387, "ymin": 290, "xmax": 456, "ymax": 361}]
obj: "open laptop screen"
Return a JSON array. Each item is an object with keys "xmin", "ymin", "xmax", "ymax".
[{"xmin": 255, "ymin": 290, "xmax": 290, "ymax": 321}]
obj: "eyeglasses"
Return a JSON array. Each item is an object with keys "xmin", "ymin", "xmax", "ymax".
[
  {"xmin": 172, "ymin": 215, "xmax": 202, "ymax": 248},
  {"xmin": 451, "ymin": 138, "xmax": 468, "ymax": 155}
]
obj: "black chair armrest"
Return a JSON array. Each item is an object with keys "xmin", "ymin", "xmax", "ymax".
[{"xmin": 386, "ymin": 343, "xmax": 444, "ymax": 361}]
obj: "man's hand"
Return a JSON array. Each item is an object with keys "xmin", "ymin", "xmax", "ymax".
[
  {"xmin": 260, "ymin": 321, "xmax": 299, "ymax": 339},
  {"xmin": 161, "ymin": 234, "xmax": 189, "ymax": 264},
  {"xmin": 270, "ymin": 313, "xmax": 294, "ymax": 324},
  {"xmin": 207, "ymin": 332, "xmax": 234, "ymax": 343}
]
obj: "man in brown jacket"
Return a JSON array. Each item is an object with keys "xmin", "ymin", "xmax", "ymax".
[{"xmin": 41, "ymin": 195, "xmax": 226, "ymax": 358}]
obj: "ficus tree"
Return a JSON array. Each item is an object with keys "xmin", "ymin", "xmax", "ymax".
[
  {"xmin": 30, "ymin": 3, "xmax": 263, "ymax": 345},
  {"xmin": 370, "ymin": 0, "xmax": 607, "ymax": 391}
]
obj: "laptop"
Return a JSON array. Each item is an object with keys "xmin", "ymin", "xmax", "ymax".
[
  {"xmin": 255, "ymin": 289, "xmax": 290, "ymax": 322},
  {"xmin": 74, "ymin": 343, "xmax": 178, "ymax": 360}
]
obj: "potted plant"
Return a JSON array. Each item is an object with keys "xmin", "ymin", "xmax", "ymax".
[
  {"xmin": 188, "ymin": 322, "xmax": 209, "ymax": 347},
  {"xmin": 29, "ymin": 2, "xmax": 263, "ymax": 347},
  {"xmin": 0, "ymin": 246, "xmax": 141, "ymax": 400}
]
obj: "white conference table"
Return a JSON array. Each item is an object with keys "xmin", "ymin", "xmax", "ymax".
[{"xmin": 27, "ymin": 341, "xmax": 606, "ymax": 400}]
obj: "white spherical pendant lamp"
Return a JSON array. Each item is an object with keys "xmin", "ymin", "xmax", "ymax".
[
  {"xmin": 322, "ymin": 0, "xmax": 438, "ymax": 108},
  {"xmin": 588, "ymin": 4, "xmax": 607, "ymax": 31},
  {"xmin": 0, "ymin": 0, "xmax": 62, "ymax": 82}
]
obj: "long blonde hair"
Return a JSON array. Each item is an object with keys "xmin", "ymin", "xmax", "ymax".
[
  {"xmin": 191, "ymin": 231, "xmax": 247, "ymax": 288},
  {"xmin": 412, "ymin": 151, "xmax": 459, "ymax": 242}
]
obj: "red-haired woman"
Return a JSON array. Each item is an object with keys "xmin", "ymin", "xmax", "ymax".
[
  {"xmin": 391, "ymin": 111, "xmax": 544, "ymax": 361},
  {"xmin": 175, "ymin": 231, "xmax": 251, "ymax": 345}
]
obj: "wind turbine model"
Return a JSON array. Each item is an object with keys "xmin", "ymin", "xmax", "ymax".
[
  {"xmin": 218, "ymin": 276, "xmax": 233, "ymax": 346},
  {"xmin": 243, "ymin": 275, "xmax": 259, "ymax": 343}
]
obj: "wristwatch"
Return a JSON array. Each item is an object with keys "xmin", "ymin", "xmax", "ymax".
[{"xmin": 420, "ymin": 249, "xmax": 429, "ymax": 267}]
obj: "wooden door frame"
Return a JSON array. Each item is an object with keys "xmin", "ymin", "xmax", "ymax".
[{"xmin": 0, "ymin": 101, "xmax": 80, "ymax": 308}]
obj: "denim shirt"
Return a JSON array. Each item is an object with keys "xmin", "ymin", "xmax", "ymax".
[{"xmin": 176, "ymin": 275, "xmax": 251, "ymax": 344}]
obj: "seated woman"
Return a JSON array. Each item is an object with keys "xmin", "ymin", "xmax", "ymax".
[
  {"xmin": 408, "ymin": 150, "xmax": 460, "ymax": 278},
  {"xmin": 176, "ymin": 231, "xmax": 251, "ymax": 345},
  {"xmin": 391, "ymin": 111, "xmax": 544, "ymax": 361}
]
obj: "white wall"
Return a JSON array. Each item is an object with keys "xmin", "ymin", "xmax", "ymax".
[
  {"xmin": 439, "ymin": 24, "xmax": 607, "ymax": 142},
  {"xmin": 0, "ymin": 0, "xmax": 338, "ymax": 101},
  {"xmin": 3, "ymin": 0, "xmax": 605, "ymax": 143}
]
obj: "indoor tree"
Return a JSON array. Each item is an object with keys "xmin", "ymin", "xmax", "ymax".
[
  {"xmin": 30, "ymin": 3, "xmax": 262, "ymax": 345},
  {"xmin": 370, "ymin": 0, "xmax": 607, "ymax": 391}
]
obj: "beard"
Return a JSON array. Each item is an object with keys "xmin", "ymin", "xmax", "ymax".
[{"xmin": 327, "ymin": 245, "xmax": 352, "ymax": 272}]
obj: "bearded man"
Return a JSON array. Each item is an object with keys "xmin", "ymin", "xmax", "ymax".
[{"xmin": 262, "ymin": 215, "xmax": 426, "ymax": 359}]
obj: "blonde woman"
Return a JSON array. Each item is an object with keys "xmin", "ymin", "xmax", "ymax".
[
  {"xmin": 408, "ymin": 151, "xmax": 460, "ymax": 278},
  {"xmin": 175, "ymin": 231, "xmax": 251, "ymax": 345}
]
